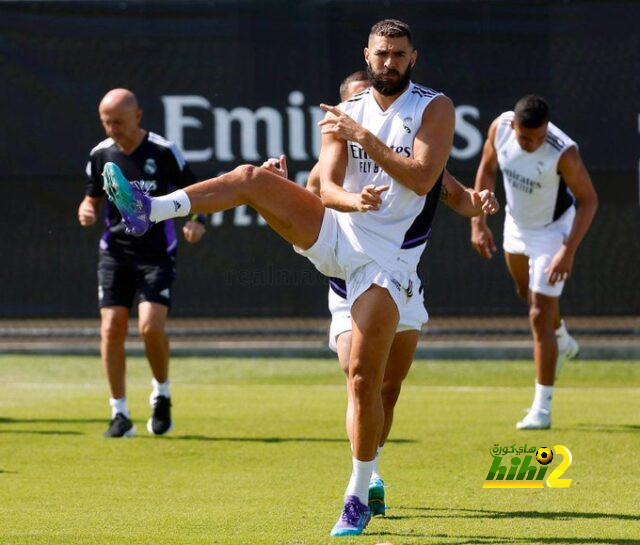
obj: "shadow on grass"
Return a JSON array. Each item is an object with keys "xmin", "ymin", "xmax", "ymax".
[
  {"xmin": 379, "ymin": 533, "xmax": 640, "ymax": 544},
  {"xmin": 394, "ymin": 506, "xmax": 637, "ymax": 522},
  {"xmin": 569, "ymin": 423, "xmax": 640, "ymax": 433},
  {"xmin": 0, "ymin": 429, "xmax": 83, "ymax": 436},
  {"xmin": 0, "ymin": 417, "xmax": 104, "ymax": 424},
  {"xmin": 146, "ymin": 434, "xmax": 416, "ymax": 444}
]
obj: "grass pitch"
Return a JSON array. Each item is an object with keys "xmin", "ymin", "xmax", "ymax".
[{"xmin": 0, "ymin": 356, "xmax": 638, "ymax": 545}]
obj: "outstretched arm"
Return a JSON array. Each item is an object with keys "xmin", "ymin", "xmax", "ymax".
[
  {"xmin": 440, "ymin": 169, "xmax": 499, "ymax": 217},
  {"xmin": 470, "ymin": 119, "xmax": 500, "ymax": 258},
  {"xmin": 545, "ymin": 146, "xmax": 598, "ymax": 285}
]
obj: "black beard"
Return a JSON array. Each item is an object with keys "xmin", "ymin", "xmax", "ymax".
[{"xmin": 367, "ymin": 63, "xmax": 412, "ymax": 96}]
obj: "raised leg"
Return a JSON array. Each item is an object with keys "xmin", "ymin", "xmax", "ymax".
[{"xmin": 186, "ymin": 165, "xmax": 325, "ymax": 250}]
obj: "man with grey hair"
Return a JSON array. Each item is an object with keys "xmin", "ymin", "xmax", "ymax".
[{"xmin": 78, "ymin": 88, "xmax": 206, "ymax": 438}]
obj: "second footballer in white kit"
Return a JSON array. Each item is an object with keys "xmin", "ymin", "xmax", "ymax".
[{"xmin": 471, "ymin": 94, "xmax": 598, "ymax": 430}]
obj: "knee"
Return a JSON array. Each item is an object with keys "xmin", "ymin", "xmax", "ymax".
[
  {"xmin": 232, "ymin": 164, "xmax": 259, "ymax": 188},
  {"xmin": 528, "ymin": 304, "xmax": 549, "ymax": 335},
  {"xmin": 101, "ymin": 316, "xmax": 127, "ymax": 343},
  {"xmin": 351, "ymin": 371, "xmax": 379, "ymax": 402},
  {"xmin": 138, "ymin": 320, "xmax": 165, "ymax": 342}
]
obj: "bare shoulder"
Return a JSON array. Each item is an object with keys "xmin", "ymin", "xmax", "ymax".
[
  {"xmin": 557, "ymin": 145, "xmax": 586, "ymax": 174},
  {"xmin": 559, "ymin": 144, "xmax": 581, "ymax": 161},
  {"xmin": 419, "ymin": 94, "xmax": 455, "ymax": 140},
  {"xmin": 422, "ymin": 94, "xmax": 455, "ymax": 120},
  {"xmin": 487, "ymin": 116, "xmax": 501, "ymax": 138}
]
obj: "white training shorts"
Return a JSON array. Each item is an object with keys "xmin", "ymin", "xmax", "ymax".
[
  {"xmin": 327, "ymin": 282, "xmax": 428, "ymax": 352},
  {"xmin": 294, "ymin": 208, "xmax": 429, "ymax": 352},
  {"xmin": 502, "ymin": 207, "xmax": 576, "ymax": 297}
]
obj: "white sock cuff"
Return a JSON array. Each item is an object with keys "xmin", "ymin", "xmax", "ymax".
[
  {"xmin": 353, "ymin": 457, "xmax": 375, "ymax": 470},
  {"xmin": 151, "ymin": 378, "xmax": 171, "ymax": 398},
  {"xmin": 372, "ymin": 446, "xmax": 383, "ymax": 480},
  {"xmin": 347, "ymin": 457, "xmax": 375, "ymax": 504},
  {"xmin": 533, "ymin": 383, "xmax": 554, "ymax": 412},
  {"xmin": 555, "ymin": 320, "xmax": 568, "ymax": 336},
  {"xmin": 150, "ymin": 190, "xmax": 191, "ymax": 222},
  {"xmin": 109, "ymin": 397, "xmax": 129, "ymax": 418}
]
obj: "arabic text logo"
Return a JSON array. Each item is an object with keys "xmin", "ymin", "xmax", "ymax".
[{"xmin": 483, "ymin": 444, "xmax": 572, "ymax": 489}]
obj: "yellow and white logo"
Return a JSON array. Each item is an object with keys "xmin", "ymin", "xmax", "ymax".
[{"xmin": 483, "ymin": 444, "xmax": 572, "ymax": 489}]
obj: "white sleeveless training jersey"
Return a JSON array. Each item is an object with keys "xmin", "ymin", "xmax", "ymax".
[
  {"xmin": 495, "ymin": 111, "xmax": 577, "ymax": 229},
  {"xmin": 335, "ymin": 81, "xmax": 443, "ymax": 271}
]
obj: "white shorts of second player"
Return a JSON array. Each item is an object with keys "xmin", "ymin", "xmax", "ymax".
[
  {"xmin": 327, "ymin": 284, "xmax": 428, "ymax": 352},
  {"xmin": 503, "ymin": 206, "xmax": 576, "ymax": 297},
  {"xmin": 294, "ymin": 208, "xmax": 429, "ymax": 347}
]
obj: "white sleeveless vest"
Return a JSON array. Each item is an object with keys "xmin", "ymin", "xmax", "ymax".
[
  {"xmin": 495, "ymin": 111, "xmax": 576, "ymax": 229},
  {"xmin": 335, "ymin": 81, "xmax": 443, "ymax": 270}
]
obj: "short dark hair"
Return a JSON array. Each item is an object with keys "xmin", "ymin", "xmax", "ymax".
[
  {"xmin": 514, "ymin": 95, "xmax": 549, "ymax": 128},
  {"xmin": 369, "ymin": 19, "xmax": 412, "ymax": 46},
  {"xmin": 339, "ymin": 70, "xmax": 369, "ymax": 101}
]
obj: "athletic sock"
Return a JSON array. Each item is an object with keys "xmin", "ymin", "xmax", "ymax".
[
  {"xmin": 371, "ymin": 445, "xmax": 383, "ymax": 481},
  {"xmin": 151, "ymin": 378, "xmax": 171, "ymax": 399},
  {"xmin": 556, "ymin": 320, "xmax": 570, "ymax": 351},
  {"xmin": 345, "ymin": 457, "xmax": 374, "ymax": 505},
  {"xmin": 555, "ymin": 319, "xmax": 568, "ymax": 338},
  {"xmin": 150, "ymin": 190, "xmax": 191, "ymax": 222},
  {"xmin": 109, "ymin": 397, "xmax": 130, "ymax": 418},
  {"xmin": 532, "ymin": 383, "xmax": 553, "ymax": 413}
]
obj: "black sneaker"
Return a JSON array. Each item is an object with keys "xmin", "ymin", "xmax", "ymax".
[
  {"xmin": 147, "ymin": 395, "xmax": 173, "ymax": 435},
  {"xmin": 104, "ymin": 413, "xmax": 136, "ymax": 438}
]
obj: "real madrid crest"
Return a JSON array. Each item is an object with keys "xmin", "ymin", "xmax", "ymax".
[{"xmin": 144, "ymin": 158, "xmax": 157, "ymax": 175}]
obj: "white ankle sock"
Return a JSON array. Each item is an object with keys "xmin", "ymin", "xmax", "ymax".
[
  {"xmin": 109, "ymin": 397, "xmax": 129, "ymax": 418},
  {"xmin": 532, "ymin": 383, "xmax": 553, "ymax": 413},
  {"xmin": 345, "ymin": 457, "xmax": 374, "ymax": 505},
  {"xmin": 151, "ymin": 378, "xmax": 171, "ymax": 399},
  {"xmin": 556, "ymin": 320, "xmax": 572, "ymax": 352},
  {"xmin": 555, "ymin": 320, "xmax": 569, "ymax": 339},
  {"xmin": 371, "ymin": 446, "xmax": 383, "ymax": 481},
  {"xmin": 150, "ymin": 190, "xmax": 191, "ymax": 222}
]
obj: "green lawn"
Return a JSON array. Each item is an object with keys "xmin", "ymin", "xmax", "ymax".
[{"xmin": 0, "ymin": 356, "xmax": 638, "ymax": 544}]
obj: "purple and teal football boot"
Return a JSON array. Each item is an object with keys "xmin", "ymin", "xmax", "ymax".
[
  {"xmin": 368, "ymin": 477, "xmax": 386, "ymax": 516},
  {"xmin": 102, "ymin": 162, "xmax": 152, "ymax": 236},
  {"xmin": 330, "ymin": 495, "xmax": 371, "ymax": 537}
]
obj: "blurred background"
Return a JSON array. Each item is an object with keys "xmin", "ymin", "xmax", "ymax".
[{"xmin": 0, "ymin": 0, "xmax": 638, "ymax": 355}]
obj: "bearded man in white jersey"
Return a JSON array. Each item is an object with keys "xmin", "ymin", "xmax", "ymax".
[
  {"xmin": 291, "ymin": 70, "xmax": 498, "ymax": 520},
  {"xmin": 101, "ymin": 19, "xmax": 454, "ymax": 537},
  {"xmin": 471, "ymin": 95, "xmax": 598, "ymax": 430}
]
